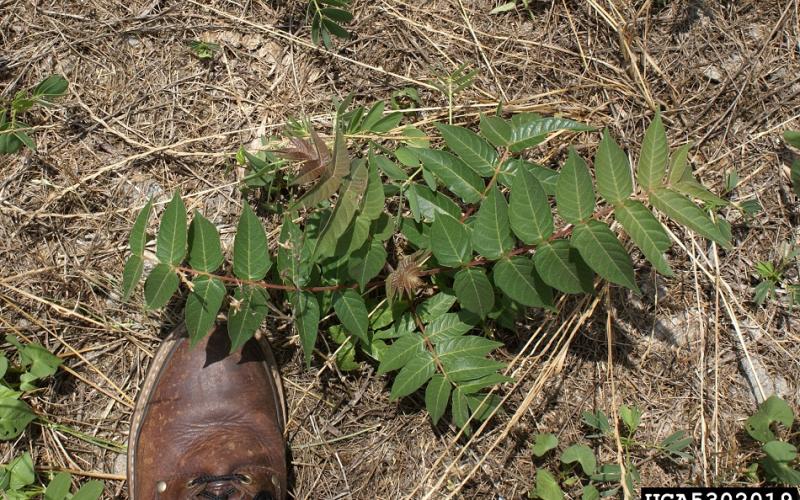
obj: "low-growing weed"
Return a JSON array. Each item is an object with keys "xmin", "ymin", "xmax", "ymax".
[
  {"xmin": 308, "ymin": 0, "xmax": 353, "ymax": 48},
  {"xmin": 0, "ymin": 75, "xmax": 68, "ymax": 154},
  {"xmin": 752, "ymin": 242, "xmax": 799, "ymax": 306},
  {"xmin": 123, "ymin": 87, "xmax": 736, "ymax": 435},
  {"xmin": 785, "ymin": 130, "xmax": 800, "ymax": 197},
  {"xmin": 187, "ymin": 40, "xmax": 220, "ymax": 61},
  {"xmin": 744, "ymin": 395, "xmax": 800, "ymax": 485},
  {"xmin": 528, "ymin": 405, "xmax": 692, "ymax": 499},
  {"xmin": 0, "ymin": 337, "xmax": 104, "ymax": 498},
  {"xmin": 1, "ymin": 458, "xmax": 103, "ymax": 500}
]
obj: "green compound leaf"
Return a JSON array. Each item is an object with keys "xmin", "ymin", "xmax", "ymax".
[
  {"xmin": 582, "ymin": 484, "xmax": 600, "ymax": 500},
  {"xmin": 370, "ymin": 148, "xmax": 407, "ymax": 181},
  {"xmin": 561, "ymin": 443, "xmax": 597, "ymax": 475},
  {"xmin": 418, "ymin": 292, "xmax": 457, "ymax": 322},
  {"xmin": 785, "ymin": 129, "xmax": 800, "ymax": 149},
  {"xmin": 764, "ymin": 441, "xmax": 797, "ymax": 463},
  {"xmin": 0, "ymin": 132, "xmax": 23, "ymax": 155},
  {"xmin": 368, "ymin": 111, "xmax": 403, "ymax": 135},
  {"xmin": 71, "ymin": 480, "xmax": 104, "ymax": 500},
  {"xmin": 361, "ymin": 162, "xmax": 385, "ymax": 220},
  {"xmin": 471, "ymin": 185, "xmax": 513, "ymax": 260},
  {"xmin": 426, "ymin": 312, "xmax": 475, "ymax": 343},
  {"xmin": 121, "ymin": 255, "xmax": 144, "ymax": 301},
  {"xmin": 673, "ymin": 180, "xmax": 729, "ymax": 207},
  {"xmin": 361, "ymin": 101, "xmax": 386, "ymax": 132},
  {"xmin": 660, "ymin": 430, "xmax": 692, "ymax": 458},
  {"xmin": 10, "ymin": 338, "xmax": 61, "ymax": 386},
  {"xmin": 188, "ymin": 211, "xmax": 224, "ymax": 273},
  {"xmin": 227, "ymin": 285, "xmax": 268, "ymax": 352},
  {"xmin": 508, "ymin": 116, "xmax": 594, "ymax": 153},
  {"xmin": 499, "ymin": 159, "xmax": 560, "ymax": 194},
  {"xmin": 590, "ymin": 464, "xmax": 621, "ymax": 483},
  {"xmin": 292, "ymin": 291, "xmax": 320, "ymax": 366},
  {"xmin": 531, "ymin": 433, "xmax": 559, "ymax": 457},
  {"xmin": 479, "ymin": 114, "xmax": 512, "ymax": 147},
  {"xmin": 490, "ymin": 1, "xmax": 517, "ymax": 13},
  {"xmin": 44, "ymin": 472, "xmax": 72, "ymax": 500},
  {"xmin": 413, "ymin": 147, "xmax": 484, "ymax": 203},
  {"xmin": 277, "ymin": 214, "xmax": 311, "ymax": 287},
  {"xmin": 509, "ymin": 166, "xmax": 553, "ymax": 244},
  {"xmin": 436, "ymin": 123, "xmax": 497, "ymax": 177},
  {"xmin": 144, "ymin": 263, "xmax": 179, "ymax": 310},
  {"xmin": 534, "ymin": 240, "xmax": 594, "ymax": 294},
  {"xmin": 638, "ymin": 112, "xmax": 668, "ymax": 190},
  {"xmin": 15, "ymin": 130, "xmax": 36, "ymax": 152},
  {"xmin": 582, "ymin": 409, "xmax": 611, "ymax": 436},
  {"xmin": 619, "ymin": 404, "xmax": 643, "ymax": 434},
  {"xmin": 746, "ymin": 394, "xmax": 795, "ymax": 443},
  {"xmin": 233, "ymin": 204, "xmax": 271, "ymax": 280},
  {"xmin": 595, "ymin": 129, "xmax": 633, "ymax": 204},
  {"xmin": 534, "ymin": 469, "xmax": 564, "ymax": 500},
  {"xmin": 451, "ymin": 387, "xmax": 470, "ymax": 433},
  {"xmin": 441, "ymin": 356, "xmax": 505, "ymax": 383},
  {"xmin": 571, "ymin": 220, "xmax": 639, "ymax": 293},
  {"xmin": 761, "ymin": 443, "xmax": 800, "ymax": 484},
  {"xmin": 466, "ymin": 393, "xmax": 499, "ymax": 422},
  {"xmin": 348, "ymin": 239, "xmax": 387, "ymax": 291},
  {"xmin": 389, "ymin": 351, "xmax": 435, "ymax": 400},
  {"xmin": 614, "ymin": 199, "xmax": 673, "ymax": 276},
  {"xmin": 556, "ymin": 148, "xmax": 595, "ymax": 224},
  {"xmin": 33, "ymin": 75, "xmax": 68, "ymax": 101},
  {"xmin": 129, "ymin": 199, "xmax": 152, "ymax": 255},
  {"xmin": 315, "ymin": 161, "xmax": 369, "ymax": 258},
  {"xmin": 333, "ymin": 289, "xmax": 369, "ymax": 345},
  {"xmin": 431, "ymin": 213, "xmax": 472, "ymax": 267},
  {"xmin": 648, "ymin": 187, "xmax": 730, "ymax": 248},
  {"xmin": 454, "ymin": 268, "xmax": 495, "ymax": 319},
  {"xmin": 668, "ymin": 143, "xmax": 693, "ymax": 185},
  {"xmin": 377, "ymin": 333, "xmax": 424, "ymax": 374},
  {"xmin": 328, "ymin": 219, "xmax": 372, "ymax": 271},
  {"xmin": 4, "ymin": 452, "xmax": 34, "ymax": 489},
  {"xmin": 156, "ymin": 191, "xmax": 187, "ymax": 266},
  {"xmin": 242, "ymin": 149, "xmax": 278, "ymax": 188},
  {"xmin": 185, "ymin": 276, "xmax": 225, "ymax": 346},
  {"xmin": 0, "ymin": 397, "xmax": 35, "ymax": 440},
  {"xmin": 406, "ymin": 183, "xmax": 460, "ymax": 222},
  {"xmin": 493, "ymin": 256, "xmax": 553, "ymax": 308},
  {"xmin": 436, "ymin": 335, "xmax": 503, "ymax": 359},
  {"xmin": 458, "ymin": 373, "xmax": 511, "ymax": 394},
  {"xmin": 436, "ymin": 335, "xmax": 502, "ymax": 360},
  {"xmin": 425, "ymin": 374, "xmax": 451, "ymax": 425},
  {"xmin": 400, "ymin": 217, "xmax": 429, "ymax": 250},
  {"xmin": 395, "ymin": 146, "xmax": 420, "ymax": 167}
]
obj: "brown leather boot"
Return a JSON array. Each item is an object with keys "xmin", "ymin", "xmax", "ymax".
[{"xmin": 128, "ymin": 324, "xmax": 287, "ymax": 499}]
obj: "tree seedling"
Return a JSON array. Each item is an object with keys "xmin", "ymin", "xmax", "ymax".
[
  {"xmin": 0, "ymin": 75, "xmax": 68, "ymax": 154},
  {"xmin": 124, "ymin": 98, "xmax": 733, "ymax": 436}
]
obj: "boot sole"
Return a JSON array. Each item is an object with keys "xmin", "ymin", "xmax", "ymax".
[{"xmin": 127, "ymin": 325, "xmax": 286, "ymax": 499}]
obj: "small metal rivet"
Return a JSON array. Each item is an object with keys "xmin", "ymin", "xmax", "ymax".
[
  {"xmin": 156, "ymin": 481, "xmax": 167, "ymax": 493},
  {"xmin": 240, "ymin": 474, "xmax": 253, "ymax": 484}
]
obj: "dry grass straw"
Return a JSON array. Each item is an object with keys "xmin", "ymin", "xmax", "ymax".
[{"xmin": 1, "ymin": 0, "xmax": 799, "ymax": 498}]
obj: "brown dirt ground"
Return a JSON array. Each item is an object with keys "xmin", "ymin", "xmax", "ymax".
[{"xmin": 1, "ymin": 0, "xmax": 800, "ymax": 498}]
